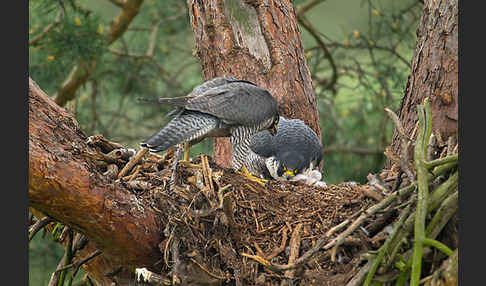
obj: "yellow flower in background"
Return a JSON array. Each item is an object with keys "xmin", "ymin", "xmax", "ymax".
[
  {"xmin": 74, "ymin": 16, "xmax": 81, "ymax": 26},
  {"xmin": 342, "ymin": 40, "xmax": 350, "ymax": 47},
  {"xmin": 392, "ymin": 23, "xmax": 399, "ymax": 31},
  {"xmin": 47, "ymin": 55, "xmax": 55, "ymax": 62},
  {"xmin": 342, "ymin": 110, "xmax": 350, "ymax": 117},
  {"xmin": 305, "ymin": 51, "xmax": 312, "ymax": 59},
  {"xmin": 353, "ymin": 30, "xmax": 360, "ymax": 39},
  {"xmin": 372, "ymin": 9, "xmax": 381, "ymax": 16},
  {"xmin": 97, "ymin": 24, "xmax": 104, "ymax": 35},
  {"xmin": 369, "ymin": 40, "xmax": 375, "ymax": 46}
]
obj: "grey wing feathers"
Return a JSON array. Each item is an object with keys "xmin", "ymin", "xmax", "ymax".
[
  {"xmin": 141, "ymin": 111, "xmax": 219, "ymax": 152},
  {"xmin": 153, "ymin": 78, "xmax": 277, "ymax": 126},
  {"xmin": 250, "ymin": 117, "xmax": 323, "ymax": 166}
]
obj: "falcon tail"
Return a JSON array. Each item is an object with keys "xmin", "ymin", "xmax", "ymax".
[{"xmin": 140, "ymin": 111, "xmax": 218, "ymax": 153}]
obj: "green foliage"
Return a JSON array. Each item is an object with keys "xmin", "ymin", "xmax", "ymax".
[{"xmin": 300, "ymin": 0, "xmax": 421, "ymax": 184}]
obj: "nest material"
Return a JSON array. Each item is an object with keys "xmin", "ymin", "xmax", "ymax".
[
  {"xmin": 84, "ymin": 130, "xmax": 458, "ymax": 286},
  {"xmin": 87, "ymin": 135, "xmax": 384, "ymax": 286}
]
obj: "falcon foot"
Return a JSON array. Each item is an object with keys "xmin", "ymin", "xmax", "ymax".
[{"xmin": 237, "ymin": 165, "xmax": 268, "ymax": 187}]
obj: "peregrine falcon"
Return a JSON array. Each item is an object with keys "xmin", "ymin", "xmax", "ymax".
[
  {"xmin": 245, "ymin": 117, "xmax": 325, "ymax": 185},
  {"xmin": 139, "ymin": 77, "xmax": 280, "ymax": 170}
]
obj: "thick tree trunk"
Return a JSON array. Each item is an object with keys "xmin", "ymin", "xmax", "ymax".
[
  {"xmin": 187, "ymin": 0, "xmax": 321, "ymax": 168},
  {"xmin": 29, "ymin": 78, "xmax": 163, "ymax": 285},
  {"xmin": 387, "ymin": 0, "xmax": 458, "ymax": 168}
]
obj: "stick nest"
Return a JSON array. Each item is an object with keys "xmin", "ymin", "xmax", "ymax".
[{"xmin": 86, "ymin": 134, "xmax": 385, "ymax": 286}]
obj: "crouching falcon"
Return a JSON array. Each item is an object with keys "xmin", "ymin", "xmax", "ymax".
[
  {"xmin": 139, "ymin": 77, "xmax": 280, "ymax": 171},
  {"xmin": 245, "ymin": 117, "xmax": 326, "ymax": 186}
]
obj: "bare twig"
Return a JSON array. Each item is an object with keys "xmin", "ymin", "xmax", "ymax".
[
  {"xmin": 117, "ymin": 147, "xmax": 148, "ymax": 178},
  {"xmin": 29, "ymin": 217, "xmax": 53, "ymax": 242},
  {"xmin": 284, "ymin": 223, "xmax": 303, "ymax": 279},
  {"xmin": 298, "ymin": 15, "xmax": 338, "ymax": 91},
  {"xmin": 385, "ymin": 107, "xmax": 415, "ymax": 182}
]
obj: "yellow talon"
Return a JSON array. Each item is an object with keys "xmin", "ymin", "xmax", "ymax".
[{"xmin": 238, "ymin": 165, "xmax": 268, "ymax": 186}]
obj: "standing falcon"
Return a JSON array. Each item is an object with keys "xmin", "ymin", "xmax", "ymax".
[
  {"xmin": 245, "ymin": 117, "xmax": 326, "ymax": 186},
  {"xmin": 139, "ymin": 77, "xmax": 280, "ymax": 172}
]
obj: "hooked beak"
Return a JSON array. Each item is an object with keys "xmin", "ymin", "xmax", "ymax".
[{"xmin": 284, "ymin": 170, "xmax": 296, "ymax": 180}]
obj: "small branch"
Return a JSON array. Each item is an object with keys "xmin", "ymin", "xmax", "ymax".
[
  {"xmin": 345, "ymin": 258, "xmax": 374, "ymax": 286},
  {"xmin": 426, "ymin": 191, "xmax": 458, "ymax": 238},
  {"xmin": 363, "ymin": 203, "xmax": 412, "ymax": 286},
  {"xmin": 171, "ymin": 237, "xmax": 181, "ymax": 285},
  {"xmin": 56, "ymin": 250, "xmax": 102, "ymax": 273},
  {"xmin": 296, "ymin": 0, "xmax": 327, "ymax": 18},
  {"xmin": 284, "ymin": 223, "xmax": 303, "ymax": 279},
  {"xmin": 146, "ymin": 20, "xmax": 162, "ymax": 57},
  {"xmin": 117, "ymin": 147, "xmax": 148, "ymax": 178},
  {"xmin": 385, "ymin": 107, "xmax": 415, "ymax": 182},
  {"xmin": 29, "ymin": 11, "xmax": 62, "ymax": 46},
  {"xmin": 424, "ymin": 153, "xmax": 458, "ymax": 170},
  {"xmin": 29, "ymin": 217, "xmax": 53, "ymax": 242},
  {"xmin": 136, "ymin": 268, "xmax": 171, "ymax": 285},
  {"xmin": 298, "ymin": 15, "xmax": 338, "ymax": 91}
]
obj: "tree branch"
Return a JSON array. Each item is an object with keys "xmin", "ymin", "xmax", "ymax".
[
  {"xmin": 29, "ymin": 78, "xmax": 163, "ymax": 271},
  {"xmin": 54, "ymin": 0, "xmax": 144, "ymax": 106}
]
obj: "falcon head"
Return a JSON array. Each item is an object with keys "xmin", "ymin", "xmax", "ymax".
[{"xmin": 274, "ymin": 150, "xmax": 308, "ymax": 180}]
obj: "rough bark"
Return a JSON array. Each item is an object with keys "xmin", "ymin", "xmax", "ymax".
[
  {"xmin": 29, "ymin": 77, "xmax": 163, "ymax": 285},
  {"xmin": 387, "ymin": 0, "xmax": 458, "ymax": 167},
  {"xmin": 187, "ymin": 0, "xmax": 321, "ymax": 168}
]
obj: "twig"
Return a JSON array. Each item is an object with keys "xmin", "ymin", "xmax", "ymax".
[
  {"xmin": 29, "ymin": 217, "xmax": 53, "ymax": 242},
  {"xmin": 56, "ymin": 250, "xmax": 102, "ymax": 273},
  {"xmin": 296, "ymin": 0, "xmax": 327, "ymax": 18},
  {"xmin": 345, "ymin": 258, "xmax": 374, "ymax": 286},
  {"xmin": 146, "ymin": 20, "xmax": 162, "ymax": 57},
  {"xmin": 284, "ymin": 223, "xmax": 303, "ymax": 279},
  {"xmin": 103, "ymin": 164, "xmax": 119, "ymax": 180},
  {"xmin": 426, "ymin": 191, "xmax": 458, "ymax": 238},
  {"xmin": 298, "ymin": 15, "xmax": 338, "ymax": 91},
  {"xmin": 424, "ymin": 153, "xmax": 458, "ymax": 170},
  {"xmin": 135, "ymin": 268, "xmax": 171, "ymax": 285},
  {"xmin": 385, "ymin": 107, "xmax": 415, "ymax": 182},
  {"xmin": 189, "ymin": 258, "xmax": 226, "ymax": 280},
  {"xmin": 266, "ymin": 227, "xmax": 289, "ymax": 260},
  {"xmin": 169, "ymin": 145, "xmax": 183, "ymax": 191},
  {"xmin": 117, "ymin": 147, "xmax": 148, "ymax": 178},
  {"xmin": 171, "ymin": 236, "xmax": 181, "ymax": 285},
  {"xmin": 29, "ymin": 11, "xmax": 62, "ymax": 46},
  {"xmin": 363, "ymin": 203, "xmax": 412, "ymax": 286}
]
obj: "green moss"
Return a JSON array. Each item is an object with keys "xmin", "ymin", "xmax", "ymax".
[{"xmin": 225, "ymin": 0, "xmax": 254, "ymax": 35}]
